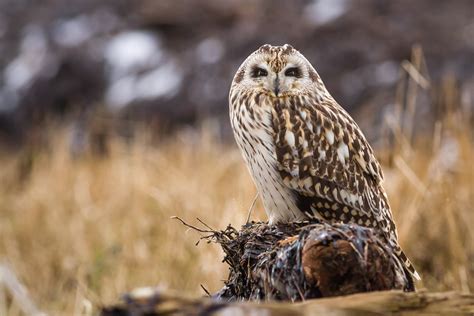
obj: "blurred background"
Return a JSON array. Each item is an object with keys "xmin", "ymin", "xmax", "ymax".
[{"xmin": 0, "ymin": 0, "xmax": 473, "ymax": 314}]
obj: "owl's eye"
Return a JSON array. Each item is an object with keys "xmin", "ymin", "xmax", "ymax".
[
  {"xmin": 285, "ymin": 67, "xmax": 301, "ymax": 78},
  {"xmin": 251, "ymin": 67, "xmax": 268, "ymax": 78}
]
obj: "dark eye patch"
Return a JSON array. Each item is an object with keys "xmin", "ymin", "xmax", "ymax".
[
  {"xmin": 285, "ymin": 67, "xmax": 302, "ymax": 78},
  {"xmin": 251, "ymin": 67, "xmax": 268, "ymax": 78}
]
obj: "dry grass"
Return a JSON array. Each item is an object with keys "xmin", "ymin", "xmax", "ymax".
[
  {"xmin": 0, "ymin": 54, "xmax": 472, "ymax": 314},
  {"xmin": 0, "ymin": 128, "xmax": 263, "ymax": 314},
  {"xmin": 1, "ymin": 121, "xmax": 472, "ymax": 315}
]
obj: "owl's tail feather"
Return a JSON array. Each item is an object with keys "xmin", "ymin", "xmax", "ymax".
[{"xmin": 396, "ymin": 247, "xmax": 421, "ymax": 281}]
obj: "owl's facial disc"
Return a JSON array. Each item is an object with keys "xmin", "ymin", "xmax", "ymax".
[
  {"xmin": 232, "ymin": 45, "xmax": 320, "ymax": 100},
  {"xmin": 249, "ymin": 61, "xmax": 307, "ymax": 97}
]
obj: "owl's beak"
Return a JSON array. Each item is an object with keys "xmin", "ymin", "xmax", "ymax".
[{"xmin": 273, "ymin": 77, "xmax": 280, "ymax": 96}]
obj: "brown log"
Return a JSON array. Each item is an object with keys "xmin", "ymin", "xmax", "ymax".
[
  {"xmin": 301, "ymin": 228, "xmax": 406, "ymax": 297},
  {"xmin": 212, "ymin": 221, "xmax": 412, "ymax": 300},
  {"xmin": 101, "ymin": 289, "xmax": 474, "ymax": 316}
]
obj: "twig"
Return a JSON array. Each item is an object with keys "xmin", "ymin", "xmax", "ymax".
[
  {"xmin": 401, "ymin": 61, "xmax": 430, "ymax": 89},
  {"xmin": 393, "ymin": 156, "xmax": 428, "ymax": 194},
  {"xmin": 200, "ymin": 284, "xmax": 211, "ymax": 297},
  {"xmin": 76, "ymin": 279, "xmax": 102, "ymax": 306},
  {"xmin": 196, "ymin": 217, "xmax": 216, "ymax": 231},
  {"xmin": 171, "ymin": 216, "xmax": 214, "ymax": 233},
  {"xmin": 383, "ymin": 113, "xmax": 413, "ymax": 157},
  {"xmin": 0, "ymin": 264, "xmax": 46, "ymax": 316},
  {"xmin": 246, "ymin": 193, "xmax": 259, "ymax": 224}
]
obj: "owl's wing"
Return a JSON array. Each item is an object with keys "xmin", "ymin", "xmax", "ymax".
[{"xmin": 271, "ymin": 97, "xmax": 395, "ymax": 233}]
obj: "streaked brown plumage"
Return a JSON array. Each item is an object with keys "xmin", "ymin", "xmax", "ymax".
[{"xmin": 229, "ymin": 44, "xmax": 419, "ymax": 281}]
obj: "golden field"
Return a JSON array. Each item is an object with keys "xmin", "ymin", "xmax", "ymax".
[
  {"xmin": 0, "ymin": 119, "xmax": 472, "ymax": 314},
  {"xmin": 0, "ymin": 68, "xmax": 473, "ymax": 314}
]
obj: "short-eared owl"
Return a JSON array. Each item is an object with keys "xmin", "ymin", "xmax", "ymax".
[{"xmin": 229, "ymin": 44, "xmax": 419, "ymax": 281}]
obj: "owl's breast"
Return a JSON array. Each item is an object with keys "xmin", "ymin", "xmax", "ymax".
[{"xmin": 230, "ymin": 93, "xmax": 305, "ymax": 223}]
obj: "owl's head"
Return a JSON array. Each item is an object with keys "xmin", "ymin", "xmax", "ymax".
[{"xmin": 231, "ymin": 44, "xmax": 323, "ymax": 98}]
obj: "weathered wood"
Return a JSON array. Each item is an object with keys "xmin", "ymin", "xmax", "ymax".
[
  {"xmin": 101, "ymin": 289, "xmax": 474, "ymax": 316},
  {"xmin": 212, "ymin": 221, "xmax": 413, "ymax": 300}
]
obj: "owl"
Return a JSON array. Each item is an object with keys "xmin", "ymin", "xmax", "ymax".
[{"xmin": 229, "ymin": 44, "xmax": 419, "ymax": 281}]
